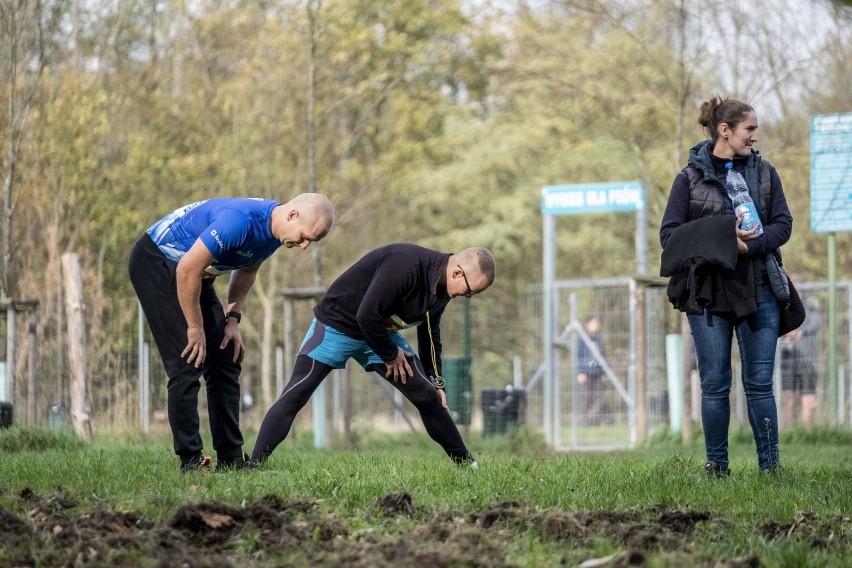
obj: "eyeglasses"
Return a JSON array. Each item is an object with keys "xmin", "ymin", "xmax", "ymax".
[{"xmin": 458, "ymin": 264, "xmax": 474, "ymax": 298}]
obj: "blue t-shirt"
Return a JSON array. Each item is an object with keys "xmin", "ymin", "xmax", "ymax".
[{"xmin": 147, "ymin": 198, "xmax": 281, "ymax": 276}]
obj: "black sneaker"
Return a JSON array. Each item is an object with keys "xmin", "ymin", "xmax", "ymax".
[
  {"xmin": 241, "ymin": 454, "xmax": 262, "ymax": 471},
  {"xmin": 704, "ymin": 461, "xmax": 731, "ymax": 477},
  {"xmin": 216, "ymin": 453, "xmax": 259, "ymax": 472},
  {"xmin": 452, "ymin": 453, "xmax": 479, "ymax": 470},
  {"xmin": 180, "ymin": 454, "xmax": 211, "ymax": 474}
]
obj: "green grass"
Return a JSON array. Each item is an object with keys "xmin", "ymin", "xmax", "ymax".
[{"xmin": 1, "ymin": 425, "xmax": 851, "ymax": 567}]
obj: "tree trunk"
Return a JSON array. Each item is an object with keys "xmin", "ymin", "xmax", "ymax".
[
  {"xmin": 61, "ymin": 253, "xmax": 92, "ymax": 443},
  {"xmin": 306, "ymin": 0, "xmax": 324, "ymax": 288}
]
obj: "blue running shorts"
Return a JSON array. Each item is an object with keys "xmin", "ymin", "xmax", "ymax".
[{"xmin": 298, "ymin": 319, "xmax": 415, "ymax": 370}]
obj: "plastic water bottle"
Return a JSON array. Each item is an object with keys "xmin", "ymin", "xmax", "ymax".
[{"xmin": 725, "ymin": 162, "xmax": 763, "ymax": 235}]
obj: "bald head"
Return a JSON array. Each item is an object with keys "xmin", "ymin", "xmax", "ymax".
[
  {"xmin": 274, "ymin": 193, "xmax": 335, "ymax": 249},
  {"xmin": 288, "ymin": 193, "xmax": 334, "ymax": 237}
]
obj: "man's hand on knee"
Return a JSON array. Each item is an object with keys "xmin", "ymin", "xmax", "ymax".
[
  {"xmin": 438, "ymin": 388, "xmax": 448, "ymax": 410},
  {"xmin": 384, "ymin": 348, "xmax": 413, "ymax": 384}
]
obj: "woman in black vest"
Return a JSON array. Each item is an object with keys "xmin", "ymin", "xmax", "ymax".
[{"xmin": 660, "ymin": 97, "xmax": 793, "ymax": 476}]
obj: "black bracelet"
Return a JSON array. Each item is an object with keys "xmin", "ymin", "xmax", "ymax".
[{"xmin": 225, "ymin": 311, "xmax": 241, "ymax": 323}]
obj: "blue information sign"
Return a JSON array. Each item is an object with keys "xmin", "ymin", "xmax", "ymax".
[
  {"xmin": 811, "ymin": 113, "xmax": 852, "ymax": 233},
  {"xmin": 541, "ymin": 181, "xmax": 644, "ymax": 215}
]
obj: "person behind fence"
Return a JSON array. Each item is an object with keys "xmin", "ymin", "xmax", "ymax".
[
  {"xmin": 575, "ymin": 314, "xmax": 605, "ymax": 426},
  {"xmin": 660, "ymin": 97, "xmax": 793, "ymax": 476},
  {"xmin": 249, "ymin": 243, "xmax": 496, "ymax": 468},
  {"xmin": 780, "ymin": 274, "xmax": 822, "ymax": 427},
  {"xmin": 128, "ymin": 194, "xmax": 334, "ymax": 473}
]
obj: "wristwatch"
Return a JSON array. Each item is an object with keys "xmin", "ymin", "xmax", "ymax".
[{"xmin": 225, "ymin": 311, "xmax": 242, "ymax": 323}]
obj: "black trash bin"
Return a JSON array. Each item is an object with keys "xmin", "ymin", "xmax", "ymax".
[
  {"xmin": 481, "ymin": 388, "xmax": 525, "ymax": 436},
  {"xmin": 0, "ymin": 401, "xmax": 13, "ymax": 429}
]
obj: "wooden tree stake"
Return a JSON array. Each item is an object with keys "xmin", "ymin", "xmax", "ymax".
[{"xmin": 61, "ymin": 253, "xmax": 93, "ymax": 443}]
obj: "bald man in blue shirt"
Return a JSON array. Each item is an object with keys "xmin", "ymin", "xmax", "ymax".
[{"xmin": 129, "ymin": 193, "xmax": 333, "ymax": 472}]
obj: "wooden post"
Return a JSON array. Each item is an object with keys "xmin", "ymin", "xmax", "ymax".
[
  {"xmin": 343, "ymin": 363, "xmax": 353, "ymax": 450},
  {"xmin": 5, "ymin": 307, "xmax": 15, "ymax": 405},
  {"xmin": 28, "ymin": 320, "xmax": 36, "ymax": 422},
  {"xmin": 1, "ymin": 299, "xmax": 39, "ymax": 421},
  {"xmin": 61, "ymin": 253, "xmax": 92, "ymax": 443}
]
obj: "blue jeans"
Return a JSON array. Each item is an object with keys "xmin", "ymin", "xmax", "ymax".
[{"xmin": 688, "ymin": 285, "xmax": 781, "ymax": 471}]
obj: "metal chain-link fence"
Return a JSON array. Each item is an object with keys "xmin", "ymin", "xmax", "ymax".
[{"xmin": 2, "ymin": 280, "xmax": 851, "ymax": 447}]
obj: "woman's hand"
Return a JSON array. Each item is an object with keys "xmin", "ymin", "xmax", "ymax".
[{"xmin": 735, "ymin": 214, "xmax": 759, "ymax": 254}]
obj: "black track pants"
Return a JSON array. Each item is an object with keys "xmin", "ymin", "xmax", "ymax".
[
  {"xmin": 129, "ymin": 234, "xmax": 244, "ymax": 462},
  {"xmin": 251, "ymin": 354, "xmax": 472, "ymax": 463}
]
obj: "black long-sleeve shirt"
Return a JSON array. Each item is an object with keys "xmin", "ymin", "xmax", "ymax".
[{"xmin": 313, "ymin": 243, "xmax": 452, "ymax": 373}]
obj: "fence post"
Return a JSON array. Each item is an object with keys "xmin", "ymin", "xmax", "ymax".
[
  {"xmin": 27, "ymin": 320, "xmax": 36, "ymax": 422},
  {"xmin": 665, "ymin": 333, "xmax": 684, "ymax": 433},
  {"xmin": 138, "ymin": 302, "xmax": 148, "ymax": 433},
  {"xmin": 635, "ymin": 284, "xmax": 647, "ymax": 443},
  {"xmin": 5, "ymin": 308, "xmax": 14, "ymax": 406},
  {"xmin": 681, "ymin": 313, "xmax": 693, "ymax": 442}
]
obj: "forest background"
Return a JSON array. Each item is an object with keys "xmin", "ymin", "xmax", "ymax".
[{"xmin": 1, "ymin": 0, "xmax": 851, "ymax": 426}]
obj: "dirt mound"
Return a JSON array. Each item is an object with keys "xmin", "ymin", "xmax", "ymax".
[
  {"xmin": 540, "ymin": 506, "xmax": 716, "ymax": 553},
  {"xmin": 19, "ymin": 485, "xmax": 77, "ymax": 517},
  {"xmin": 759, "ymin": 511, "xmax": 851, "ymax": 549},
  {"xmin": 373, "ymin": 492, "xmax": 415, "ymax": 517},
  {"xmin": 0, "ymin": 505, "xmax": 31, "ymax": 537}
]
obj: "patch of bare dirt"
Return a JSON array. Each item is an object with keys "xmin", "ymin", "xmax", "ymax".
[
  {"xmin": 539, "ymin": 506, "xmax": 713, "ymax": 552},
  {"xmin": 0, "ymin": 488, "xmax": 841, "ymax": 567}
]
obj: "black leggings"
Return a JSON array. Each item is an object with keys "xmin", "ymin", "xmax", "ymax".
[{"xmin": 251, "ymin": 354, "xmax": 472, "ymax": 463}]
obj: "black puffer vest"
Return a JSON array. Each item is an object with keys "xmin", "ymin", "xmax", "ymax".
[{"xmin": 682, "ymin": 160, "xmax": 772, "ymax": 223}]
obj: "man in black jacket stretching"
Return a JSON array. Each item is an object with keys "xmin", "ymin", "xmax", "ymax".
[{"xmin": 250, "ymin": 243, "xmax": 496, "ymax": 467}]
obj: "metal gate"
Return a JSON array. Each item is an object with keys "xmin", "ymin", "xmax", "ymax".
[{"xmin": 537, "ymin": 278, "xmax": 670, "ymax": 451}]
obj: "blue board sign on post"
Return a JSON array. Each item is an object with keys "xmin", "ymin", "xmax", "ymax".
[
  {"xmin": 809, "ymin": 112, "xmax": 851, "ymax": 425},
  {"xmin": 541, "ymin": 181, "xmax": 645, "ymax": 215},
  {"xmin": 811, "ymin": 113, "xmax": 852, "ymax": 233}
]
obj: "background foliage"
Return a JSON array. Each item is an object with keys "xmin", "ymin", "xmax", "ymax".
[{"xmin": 1, "ymin": 0, "xmax": 851, "ymax": 416}]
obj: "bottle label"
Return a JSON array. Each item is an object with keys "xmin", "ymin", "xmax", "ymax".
[{"xmin": 735, "ymin": 203, "xmax": 764, "ymax": 235}]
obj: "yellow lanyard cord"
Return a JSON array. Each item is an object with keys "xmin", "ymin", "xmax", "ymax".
[
  {"xmin": 426, "ymin": 311, "xmax": 439, "ymax": 377},
  {"xmin": 425, "ymin": 312, "xmax": 445, "ymax": 389}
]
